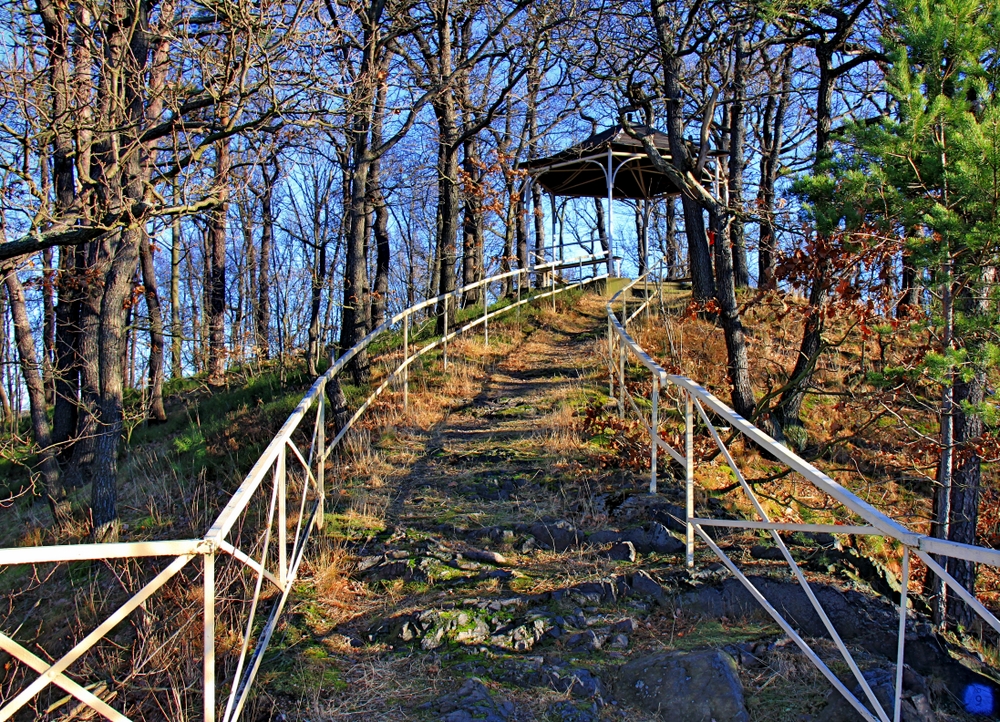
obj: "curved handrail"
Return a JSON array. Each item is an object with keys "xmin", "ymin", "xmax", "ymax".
[
  {"xmin": 0, "ymin": 253, "xmax": 608, "ymax": 722},
  {"xmin": 606, "ymin": 261, "xmax": 1000, "ymax": 722}
]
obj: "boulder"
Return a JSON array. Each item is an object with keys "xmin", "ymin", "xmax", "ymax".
[
  {"xmin": 614, "ymin": 649, "xmax": 749, "ymax": 722},
  {"xmin": 430, "ymin": 679, "xmax": 514, "ymax": 722},
  {"xmin": 629, "ymin": 570, "xmax": 665, "ymax": 602},
  {"xmin": 605, "ymin": 541, "xmax": 636, "ymax": 562},
  {"xmin": 530, "ymin": 520, "xmax": 582, "ymax": 551},
  {"xmin": 648, "ymin": 521, "xmax": 685, "ymax": 554}
]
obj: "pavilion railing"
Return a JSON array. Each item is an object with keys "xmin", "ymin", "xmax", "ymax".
[
  {"xmin": 0, "ymin": 253, "xmax": 607, "ymax": 722},
  {"xmin": 607, "ymin": 260, "xmax": 1000, "ymax": 722}
]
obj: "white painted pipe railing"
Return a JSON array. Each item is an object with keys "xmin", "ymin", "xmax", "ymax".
[
  {"xmin": 607, "ymin": 261, "xmax": 1000, "ymax": 722},
  {"xmin": 0, "ymin": 254, "xmax": 607, "ymax": 722}
]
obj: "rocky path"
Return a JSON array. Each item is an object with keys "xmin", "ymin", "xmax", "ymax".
[{"xmin": 274, "ymin": 292, "xmax": 979, "ymax": 722}]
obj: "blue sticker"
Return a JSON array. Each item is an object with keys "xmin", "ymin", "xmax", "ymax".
[{"xmin": 963, "ymin": 683, "xmax": 994, "ymax": 715}]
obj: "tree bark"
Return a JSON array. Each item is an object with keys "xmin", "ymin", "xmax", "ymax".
[
  {"xmin": 86, "ymin": 0, "xmax": 152, "ymax": 537},
  {"xmin": 4, "ymin": 268, "xmax": 70, "ymax": 524},
  {"xmin": 728, "ymin": 33, "xmax": 750, "ymax": 289},
  {"xmin": 207, "ymin": 115, "xmax": 230, "ymax": 386},
  {"xmin": 170, "ymin": 195, "xmax": 183, "ymax": 377},
  {"xmin": 758, "ymin": 50, "xmax": 792, "ymax": 289},
  {"xmin": 256, "ymin": 157, "xmax": 276, "ymax": 361},
  {"xmin": 139, "ymin": 231, "xmax": 167, "ymax": 421},
  {"xmin": 650, "ymin": 0, "xmax": 714, "ymax": 299},
  {"xmin": 370, "ymin": 70, "xmax": 391, "ymax": 329}
]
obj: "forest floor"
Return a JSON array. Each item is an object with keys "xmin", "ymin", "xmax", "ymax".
[{"xmin": 255, "ymin": 290, "xmax": 990, "ymax": 722}]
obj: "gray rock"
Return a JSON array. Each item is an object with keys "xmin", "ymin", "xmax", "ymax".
[
  {"xmin": 433, "ymin": 679, "xmax": 514, "ymax": 722},
  {"xmin": 462, "ymin": 548, "xmax": 508, "ymax": 565},
  {"xmin": 614, "ymin": 649, "xmax": 749, "ymax": 722},
  {"xmin": 530, "ymin": 520, "xmax": 582, "ymax": 551},
  {"xmin": 550, "ymin": 667, "xmax": 605, "ymax": 699},
  {"xmin": 750, "ymin": 544, "xmax": 785, "ymax": 561},
  {"xmin": 611, "ymin": 618, "xmax": 637, "ymax": 634},
  {"xmin": 547, "ymin": 700, "xmax": 598, "ymax": 721},
  {"xmin": 816, "ymin": 667, "xmax": 936, "ymax": 722},
  {"xmin": 606, "ymin": 541, "xmax": 637, "ymax": 561},
  {"xmin": 587, "ymin": 530, "xmax": 623, "ymax": 545},
  {"xmin": 565, "ymin": 629, "xmax": 602, "ymax": 652},
  {"xmin": 629, "ymin": 570, "xmax": 665, "ymax": 601},
  {"xmin": 648, "ymin": 521, "xmax": 685, "ymax": 554},
  {"xmin": 609, "ymin": 633, "xmax": 629, "ymax": 649},
  {"xmin": 621, "ymin": 527, "xmax": 652, "ymax": 553}
]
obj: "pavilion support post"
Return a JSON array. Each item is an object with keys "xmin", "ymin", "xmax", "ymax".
[{"xmin": 606, "ymin": 147, "xmax": 614, "ymax": 277}]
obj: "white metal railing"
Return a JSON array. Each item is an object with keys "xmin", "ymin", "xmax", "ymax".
[
  {"xmin": 0, "ymin": 254, "xmax": 607, "ymax": 722},
  {"xmin": 607, "ymin": 260, "xmax": 1000, "ymax": 722}
]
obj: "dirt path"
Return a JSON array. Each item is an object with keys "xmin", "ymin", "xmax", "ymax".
[{"xmin": 271, "ymin": 290, "xmax": 968, "ymax": 722}]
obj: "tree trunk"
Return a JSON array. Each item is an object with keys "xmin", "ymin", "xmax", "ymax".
[
  {"xmin": 946, "ymin": 370, "xmax": 984, "ymax": 628},
  {"xmin": 4, "ymin": 268, "xmax": 70, "ymax": 524},
  {"xmin": 461, "ymin": 136, "xmax": 485, "ymax": 306},
  {"xmin": 139, "ymin": 230, "xmax": 167, "ymax": 421},
  {"xmin": 595, "ymin": 198, "xmax": 609, "ymax": 258},
  {"xmin": 774, "ymin": 48, "xmax": 836, "ymax": 430},
  {"xmin": 434, "ymin": 86, "xmax": 461, "ymax": 333},
  {"xmin": 52, "ymin": 245, "xmax": 80, "ymax": 459},
  {"xmin": 170, "ymin": 198, "xmax": 183, "ymax": 377},
  {"xmin": 67, "ymin": 241, "xmax": 106, "ymax": 489},
  {"xmin": 370, "ymin": 69, "xmax": 391, "ymax": 329},
  {"xmin": 728, "ymin": 33, "xmax": 750, "ymax": 289},
  {"xmin": 664, "ymin": 198, "xmax": 678, "ymax": 277},
  {"xmin": 257, "ymin": 159, "xmax": 275, "ymax": 361},
  {"xmin": 758, "ymin": 50, "xmax": 792, "ymax": 289},
  {"xmin": 89, "ymin": 0, "xmax": 151, "ymax": 537},
  {"xmin": 42, "ymin": 249, "xmax": 56, "ymax": 405},
  {"xmin": 709, "ymin": 207, "xmax": 755, "ymax": 419},
  {"xmin": 650, "ymin": 0, "xmax": 714, "ymax": 298},
  {"xmin": 516, "ymin": 183, "xmax": 528, "ymax": 284},
  {"xmin": 207, "ymin": 120, "xmax": 230, "ymax": 386}
]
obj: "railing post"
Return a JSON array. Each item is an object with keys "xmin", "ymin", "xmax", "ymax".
[
  {"xmin": 403, "ymin": 312, "xmax": 409, "ymax": 413},
  {"xmin": 277, "ymin": 445, "xmax": 287, "ymax": 587},
  {"xmin": 608, "ymin": 316, "xmax": 614, "ymax": 400},
  {"xmin": 443, "ymin": 294, "xmax": 449, "ymax": 371},
  {"xmin": 644, "ymin": 268, "xmax": 649, "ymax": 323},
  {"xmin": 517, "ymin": 269, "xmax": 522, "ymax": 324},
  {"xmin": 650, "ymin": 374, "xmax": 659, "ymax": 494},
  {"xmin": 551, "ymin": 262, "xmax": 556, "ymax": 312},
  {"xmin": 618, "ymin": 340, "xmax": 625, "ymax": 415},
  {"xmin": 483, "ymin": 282, "xmax": 489, "ymax": 347},
  {"xmin": 658, "ymin": 258, "xmax": 664, "ymax": 311},
  {"xmin": 317, "ymin": 386, "xmax": 325, "ymax": 530},
  {"xmin": 685, "ymin": 391, "xmax": 694, "ymax": 568},
  {"xmin": 204, "ymin": 549, "xmax": 216, "ymax": 722},
  {"xmin": 894, "ymin": 546, "xmax": 910, "ymax": 722}
]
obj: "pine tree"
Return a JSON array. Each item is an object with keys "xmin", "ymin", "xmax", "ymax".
[{"xmin": 823, "ymin": 0, "xmax": 1000, "ymax": 628}]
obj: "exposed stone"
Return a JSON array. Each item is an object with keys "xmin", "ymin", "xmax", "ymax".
[
  {"xmin": 356, "ymin": 554, "xmax": 383, "ymax": 572},
  {"xmin": 530, "ymin": 520, "xmax": 582, "ymax": 551},
  {"xmin": 461, "ymin": 548, "xmax": 508, "ymax": 565},
  {"xmin": 629, "ymin": 570, "xmax": 665, "ymax": 602},
  {"xmin": 614, "ymin": 649, "xmax": 749, "ymax": 722},
  {"xmin": 362, "ymin": 559, "xmax": 428, "ymax": 583},
  {"xmin": 587, "ymin": 530, "xmax": 623, "ymax": 545},
  {"xmin": 610, "ymin": 618, "xmax": 637, "ymax": 634},
  {"xmin": 565, "ymin": 629, "xmax": 602, "ymax": 652},
  {"xmin": 648, "ymin": 521, "xmax": 685, "ymax": 554},
  {"xmin": 815, "ymin": 667, "xmax": 937, "ymax": 722},
  {"xmin": 429, "ymin": 678, "xmax": 514, "ymax": 722},
  {"xmin": 549, "ymin": 667, "xmax": 605, "ymax": 700},
  {"xmin": 608, "ymin": 633, "xmax": 629, "ymax": 649},
  {"xmin": 605, "ymin": 541, "xmax": 636, "ymax": 561},
  {"xmin": 750, "ymin": 544, "xmax": 786, "ymax": 561}
]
